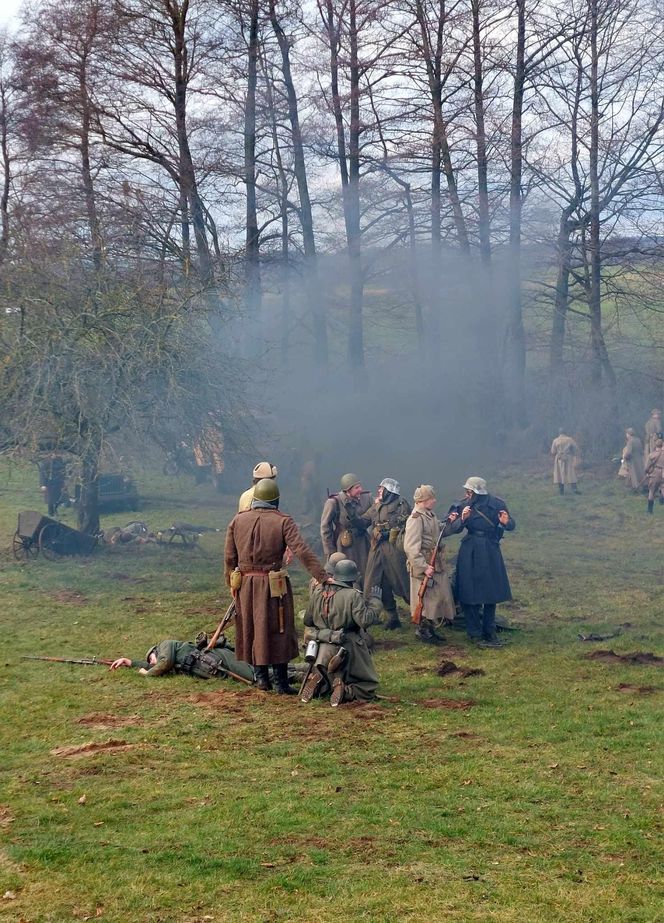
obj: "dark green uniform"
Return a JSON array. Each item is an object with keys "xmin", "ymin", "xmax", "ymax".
[
  {"xmin": 132, "ymin": 640, "xmax": 255, "ymax": 682},
  {"xmin": 363, "ymin": 496, "xmax": 411, "ymax": 617}
]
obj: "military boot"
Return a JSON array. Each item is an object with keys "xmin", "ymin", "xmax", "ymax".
[
  {"xmin": 572, "ymin": 484, "xmax": 581, "ymax": 494},
  {"xmin": 415, "ymin": 621, "xmax": 444, "ymax": 645},
  {"xmin": 254, "ymin": 665, "xmax": 272, "ymax": 692},
  {"xmin": 273, "ymin": 663, "xmax": 297, "ymax": 695},
  {"xmin": 558, "ymin": 484, "xmax": 564, "ymax": 496},
  {"xmin": 647, "ymin": 499, "xmax": 654, "ymax": 514},
  {"xmin": 383, "ymin": 610, "xmax": 401, "ymax": 630},
  {"xmin": 300, "ymin": 667, "xmax": 325, "ymax": 703},
  {"xmin": 476, "ymin": 635, "xmax": 505, "ymax": 649},
  {"xmin": 330, "ymin": 675, "xmax": 346, "ymax": 707}
]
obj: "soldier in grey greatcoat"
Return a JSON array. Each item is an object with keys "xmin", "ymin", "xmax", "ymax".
[
  {"xmin": 550, "ymin": 429, "xmax": 579, "ymax": 494},
  {"xmin": 301, "ymin": 559, "xmax": 381, "ymax": 706},
  {"xmin": 362, "ymin": 477, "xmax": 411, "ymax": 629},
  {"xmin": 618, "ymin": 428, "xmax": 645, "ymax": 491},
  {"xmin": 403, "ymin": 485, "xmax": 456, "ymax": 645},
  {"xmin": 320, "ymin": 474, "xmax": 372, "ymax": 580}
]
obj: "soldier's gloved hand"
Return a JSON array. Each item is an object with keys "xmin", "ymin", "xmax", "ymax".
[
  {"xmin": 369, "ymin": 585, "xmax": 382, "ymax": 601},
  {"xmin": 329, "ymin": 629, "xmax": 346, "ymax": 644}
]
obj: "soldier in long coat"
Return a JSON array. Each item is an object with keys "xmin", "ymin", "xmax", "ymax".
[
  {"xmin": 644, "ymin": 439, "xmax": 664, "ymax": 514},
  {"xmin": 618, "ymin": 428, "xmax": 645, "ymax": 490},
  {"xmin": 301, "ymin": 559, "xmax": 381, "ymax": 706},
  {"xmin": 550, "ymin": 429, "xmax": 579, "ymax": 494},
  {"xmin": 446, "ymin": 476, "xmax": 515, "ymax": 648},
  {"xmin": 643, "ymin": 409, "xmax": 662, "ymax": 464},
  {"xmin": 320, "ymin": 473, "xmax": 372, "ymax": 580},
  {"xmin": 362, "ymin": 477, "xmax": 411, "ymax": 629},
  {"xmin": 403, "ymin": 485, "xmax": 456, "ymax": 645},
  {"xmin": 224, "ymin": 478, "xmax": 327, "ymax": 693}
]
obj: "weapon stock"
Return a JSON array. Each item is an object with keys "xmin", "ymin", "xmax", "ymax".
[{"xmin": 204, "ymin": 600, "xmax": 237, "ymax": 652}]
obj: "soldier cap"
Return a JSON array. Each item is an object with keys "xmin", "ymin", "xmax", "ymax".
[
  {"xmin": 340, "ymin": 473, "xmax": 361, "ymax": 491},
  {"xmin": 333, "ymin": 559, "xmax": 359, "ymax": 585},
  {"xmin": 379, "ymin": 477, "xmax": 400, "ymax": 495},
  {"xmin": 145, "ymin": 645, "xmax": 158, "ymax": 663},
  {"xmin": 414, "ymin": 484, "xmax": 436, "ymax": 503},
  {"xmin": 463, "ymin": 476, "xmax": 488, "ymax": 495},
  {"xmin": 253, "ymin": 461, "xmax": 278, "ymax": 479},
  {"xmin": 253, "ymin": 478, "xmax": 280, "ymax": 502},
  {"xmin": 325, "ymin": 551, "xmax": 347, "ymax": 575},
  {"xmin": 626, "ymin": 427, "xmax": 635, "ymax": 436}
]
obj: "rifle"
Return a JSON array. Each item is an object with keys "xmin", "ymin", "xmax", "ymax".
[
  {"xmin": 204, "ymin": 599, "xmax": 236, "ymax": 652},
  {"xmin": 411, "ymin": 527, "xmax": 446, "ymax": 626},
  {"xmin": 21, "ymin": 655, "xmax": 114, "ymax": 666}
]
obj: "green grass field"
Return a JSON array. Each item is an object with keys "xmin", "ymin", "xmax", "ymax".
[{"xmin": 0, "ymin": 461, "xmax": 662, "ymax": 922}]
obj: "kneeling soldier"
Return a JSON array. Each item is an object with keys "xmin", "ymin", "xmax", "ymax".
[{"xmin": 301, "ymin": 559, "xmax": 382, "ymax": 707}]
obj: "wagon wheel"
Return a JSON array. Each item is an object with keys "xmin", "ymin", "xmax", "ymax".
[
  {"xmin": 181, "ymin": 531, "xmax": 199, "ymax": 546},
  {"xmin": 12, "ymin": 531, "xmax": 39, "ymax": 561},
  {"xmin": 39, "ymin": 523, "xmax": 68, "ymax": 561}
]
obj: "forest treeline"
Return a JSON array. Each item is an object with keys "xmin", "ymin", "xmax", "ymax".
[{"xmin": 0, "ymin": 0, "xmax": 663, "ymax": 511}]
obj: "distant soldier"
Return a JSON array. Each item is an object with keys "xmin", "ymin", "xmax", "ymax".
[
  {"xmin": 301, "ymin": 559, "xmax": 382, "ymax": 706},
  {"xmin": 404, "ymin": 485, "xmax": 456, "ymax": 645},
  {"xmin": 238, "ymin": 461, "xmax": 278, "ymax": 513},
  {"xmin": 300, "ymin": 454, "xmax": 322, "ymax": 520},
  {"xmin": 644, "ymin": 438, "xmax": 664, "ymax": 514},
  {"xmin": 224, "ymin": 478, "xmax": 327, "ymax": 693},
  {"xmin": 320, "ymin": 473, "xmax": 372, "ymax": 580},
  {"xmin": 363, "ymin": 477, "xmax": 411, "ymax": 629},
  {"xmin": 193, "ymin": 415, "xmax": 225, "ymax": 489},
  {"xmin": 446, "ymin": 476, "xmax": 515, "ymax": 648},
  {"xmin": 109, "ymin": 636, "xmax": 255, "ymax": 684},
  {"xmin": 643, "ymin": 409, "xmax": 662, "ymax": 464},
  {"xmin": 550, "ymin": 429, "xmax": 579, "ymax": 495},
  {"xmin": 39, "ymin": 454, "xmax": 67, "ymax": 516},
  {"xmin": 618, "ymin": 428, "xmax": 645, "ymax": 491}
]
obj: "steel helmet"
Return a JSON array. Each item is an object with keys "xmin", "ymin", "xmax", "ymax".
[
  {"xmin": 325, "ymin": 551, "xmax": 347, "ymax": 575},
  {"xmin": 333, "ymin": 559, "xmax": 359, "ymax": 585},
  {"xmin": 340, "ymin": 473, "xmax": 361, "ymax": 491},
  {"xmin": 463, "ymin": 476, "xmax": 487, "ymax": 495},
  {"xmin": 253, "ymin": 461, "xmax": 278, "ymax": 479},
  {"xmin": 253, "ymin": 478, "xmax": 280, "ymax": 502},
  {"xmin": 379, "ymin": 477, "xmax": 400, "ymax": 495}
]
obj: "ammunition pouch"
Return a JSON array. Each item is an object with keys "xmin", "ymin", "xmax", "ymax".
[
  {"xmin": 340, "ymin": 528, "xmax": 354, "ymax": 548},
  {"xmin": 178, "ymin": 650, "xmax": 228, "ymax": 680},
  {"xmin": 268, "ymin": 569, "xmax": 288, "ymax": 598}
]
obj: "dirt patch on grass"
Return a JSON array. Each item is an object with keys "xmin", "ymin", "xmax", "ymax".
[
  {"xmin": 436, "ymin": 660, "xmax": 485, "ymax": 678},
  {"xmin": 584, "ymin": 650, "xmax": 663, "ymax": 666},
  {"xmin": 0, "ymin": 806, "xmax": 13, "ymax": 829},
  {"xmin": 372, "ymin": 638, "xmax": 408, "ymax": 650},
  {"xmin": 76, "ymin": 713, "xmax": 142, "ymax": 729},
  {"xmin": 615, "ymin": 683, "xmax": 660, "ymax": 695},
  {"xmin": 106, "ymin": 572, "xmax": 148, "ymax": 584},
  {"xmin": 50, "ymin": 739, "xmax": 135, "ymax": 759},
  {"xmin": 421, "ymin": 698, "xmax": 475, "ymax": 710},
  {"xmin": 50, "ymin": 589, "xmax": 88, "ymax": 605},
  {"xmin": 450, "ymin": 730, "xmax": 482, "ymax": 739}
]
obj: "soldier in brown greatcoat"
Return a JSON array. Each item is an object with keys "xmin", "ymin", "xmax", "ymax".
[
  {"xmin": 644, "ymin": 438, "xmax": 664, "ymax": 514},
  {"xmin": 224, "ymin": 479, "xmax": 327, "ymax": 693},
  {"xmin": 618, "ymin": 428, "xmax": 645, "ymax": 491},
  {"xmin": 403, "ymin": 485, "xmax": 456, "ymax": 645},
  {"xmin": 550, "ymin": 429, "xmax": 579, "ymax": 494},
  {"xmin": 320, "ymin": 473, "xmax": 372, "ymax": 581},
  {"xmin": 643, "ymin": 409, "xmax": 662, "ymax": 465}
]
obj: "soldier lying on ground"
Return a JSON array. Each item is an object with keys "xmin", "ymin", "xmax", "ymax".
[
  {"xmin": 301, "ymin": 559, "xmax": 382, "ymax": 707},
  {"xmin": 109, "ymin": 634, "xmax": 255, "ymax": 683}
]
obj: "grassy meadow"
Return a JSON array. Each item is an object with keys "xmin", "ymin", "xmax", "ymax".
[{"xmin": 0, "ymin": 459, "xmax": 662, "ymax": 922}]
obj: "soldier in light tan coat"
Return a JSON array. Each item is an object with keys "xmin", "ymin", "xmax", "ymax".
[
  {"xmin": 550, "ymin": 429, "xmax": 579, "ymax": 494},
  {"xmin": 404, "ymin": 485, "xmax": 456, "ymax": 645},
  {"xmin": 644, "ymin": 439, "xmax": 664, "ymax": 514},
  {"xmin": 618, "ymin": 428, "xmax": 645, "ymax": 491},
  {"xmin": 238, "ymin": 461, "xmax": 278, "ymax": 512},
  {"xmin": 643, "ymin": 409, "xmax": 662, "ymax": 465}
]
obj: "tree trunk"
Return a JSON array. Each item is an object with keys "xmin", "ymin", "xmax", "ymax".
[
  {"xmin": 244, "ymin": 0, "xmax": 261, "ymax": 321},
  {"xmin": 549, "ymin": 209, "xmax": 574, "ymax": 375},
  {"xmin": 77, "ymin": 448, "xmax": 100, "ymax": 536},
  {"xmin": 269, "ymin": 0, "xmax": 328, "ymax": 366},
  {"xmin": 79, "ymin": 65, "xmax": 103, "ymax": 273},
  {"xmin": 471, "ymin": 0, "xmax": 491, "ymax": 266},
  {"xmin": 504, "ymin": 0, "xmax": 526, "ymax": 425},
  {"xmin": 0, "ymin": 76, "xmax": 10, "ymax": 265}
]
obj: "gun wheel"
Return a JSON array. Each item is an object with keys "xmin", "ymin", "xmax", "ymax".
[
  {"xmin": 13, "ymin": 532, "xmax": 39, "ymax": 560},
  {"xmin": 39, "ymin": 523, "xmax": 67, "ymax": 561}
]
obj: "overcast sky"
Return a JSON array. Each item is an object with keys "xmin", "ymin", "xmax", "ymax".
[{"xmin": 0, "ymin": 0, "xmax": 23, "ymax": 29}]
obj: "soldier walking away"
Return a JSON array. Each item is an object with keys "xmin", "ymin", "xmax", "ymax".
[
  {"xmin": 550, "ymin": 429, "xmax": 579, "ymax": 495},
  {"xmin": 644, "ymin": 438, "xmax": 664, "ymax": 514},
  {"xmin": 363, "ymin": 477, "xmax": 411, "ymax": 629},
  {"xmin": 301, "ymin": 559, "xmax": 382, "ymax": 706},
  {"xmin": 109, "ymin": 635, "xmax": 255, "ymax": 683},
  {"xmin": 617, "ymin": 428, "xmax": 645, "ymax": 491},
  {"xmin": 224, "ymin": 478, "xmax": 327, "ymax": 693},
  {"xmin": 193, "ymin": 414, "xmax": 225, "ymax": 489},
  {"xmin": 39, "ymin": 454, "xmax": 67, "ymax": 516},
  {"xmin": 446, "ymin": 477, "xmax": 516, "ymax": 648},
  {"xmin": 238, "ymin": 461, "xmax": 278, "ymax": 512},
  {"xmin": 320, "ymin": 473, "xmax": 372, "ymax": 580},
  {"xmin": 404, "ymin": 485, "xmax": 456, "ymax": 645},
  {"xmin": 643, "ymin": 409, "xmax": 662, "ymax": 465}
]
